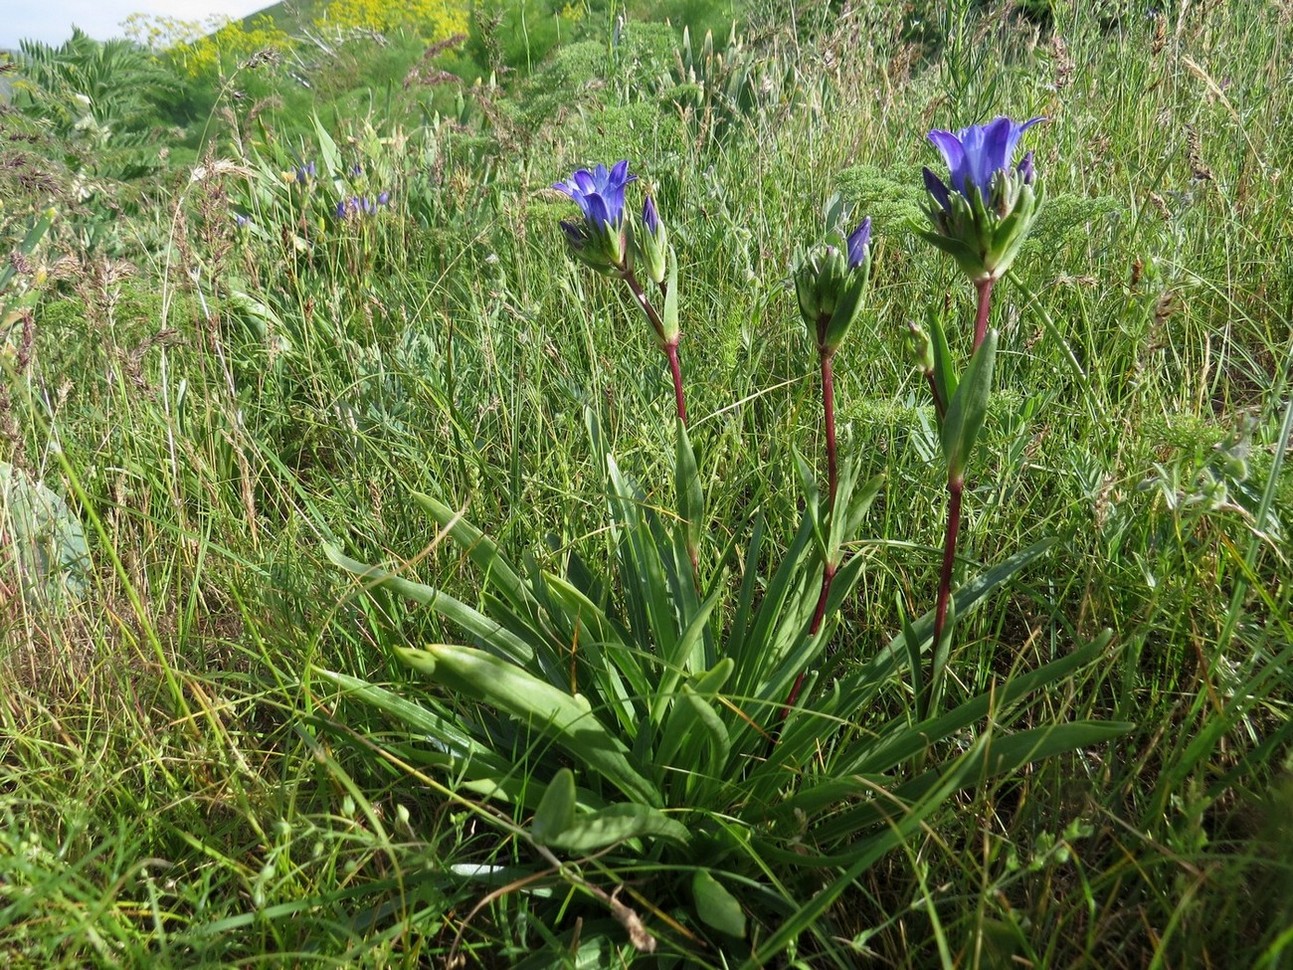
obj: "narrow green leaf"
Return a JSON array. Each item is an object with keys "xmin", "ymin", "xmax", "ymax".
[
  {"xmin": 897, "ymin": 592, "xmax": 923, "ymax": 710},
  {"xmin": 793, "ymin": 450, "xmax": 828, "ymax": 560},
  {"xmin": 327, "ymin": 544, "xmax": 536, "ymax": 665},
  {"xmin": 928, "ymin": 313, "xmax": 958, "ymax": 407},
  {"xmin": 692, "ymin": 870, "xmax": 747, "ymax": 938},
  {"xmin": 410, "ymin": 492, "xmax": 532, "ymax": 613},
  {"xmin": 675, "ymin": 416, "xmax": 704, "ymax": 545},
  {"xmin": 941, "ymin": 329, "xmax": 998, "ymax": 479}
]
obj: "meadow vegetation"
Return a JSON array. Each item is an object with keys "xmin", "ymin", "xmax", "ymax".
[{"xmin": 1, "ymin": 0, "xmax": 1291, "ymax": 965}]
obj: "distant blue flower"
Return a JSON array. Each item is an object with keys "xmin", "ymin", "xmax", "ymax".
[
  {"xmin": 294, "ymin": 161, "xmax": 316, "ymax": 184},
  {"xmin": 351, "ymin": 163, "xmax": 364, "ymax": 177},
  {"xmin": 925, "ymin": 116, "xmax": 1043, "ymax": 205},
  {"xmin": 846, "ymin": 217, "xmax": 871, "ymax": 269},
  {"xmin": 554, "ymin": 161, "xmax": 635, "ymax": 230},
  {"xmin": 234, "ymin": 213, "xmax": 251, "ymax": 229},
  {"xmin": 377, "ymin": 191, "xmax": 390, "ymax": 206}
]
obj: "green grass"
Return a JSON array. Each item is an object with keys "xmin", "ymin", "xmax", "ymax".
[{"xmin": 2, "ymin": 0, "xmax": 1291, "ymax": 965}]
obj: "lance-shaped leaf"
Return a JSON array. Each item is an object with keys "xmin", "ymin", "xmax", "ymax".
[
  {"xmin": 542, "ymin": 802, "xmax": 690, "ymax": 853},
  {"xmin": 531, "ymin": 768, "xmax": 578, "ymax": 845},
  {"xmin": 397, "ymin": 644, "xmax": 662, "ymax": 807},
  {"xmin": 660, "ymin": 245, "xmax": 680, "ymax": 345},
  {"xmin": 675, "ymin": 415, "xmax": 704, "ymax": 562},
  {"xmin": 940, "ymin": 328, "xmax": 998, "ymax": 481},
  {"xmin": 327, "ymin": 545, "xmax": 536, "ymax": 666},
  {"xmin": 692, "ymin": 870, "xmax": 746, "ymax": 938}
]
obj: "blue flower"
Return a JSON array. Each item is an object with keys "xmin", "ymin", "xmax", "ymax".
[
  {"xmin": 554, "ymin": 161, "xmax": 635, "ymax": 231},
  {"xmin": 919, "ymin": 116, "xmax": 1045, "ymax": 282},
  {"xmin": 925, "ymin": 116, "xmax": 1043, "ymax": 205},
  {"xmin": 377, "ymin": 191, "xmax": 390, "ymax": 206},
  {"xmin": 294, "ymin": 161, "xmax": 316, "ymax": 184},
  {"xmin": 554, "ymin": 161, "xmax": 637, "ymax": 271}
]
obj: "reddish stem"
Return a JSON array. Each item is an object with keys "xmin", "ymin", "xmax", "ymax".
[
  {"xmin": 623, "ymin": 268, "xmax": 687, "ymax": 425},
  {"xmin": 664, "ymin": 340, "xmax": 688, "ymax": 426},
  {"xmin": 973, "ymin": 277, "xmax": 996, "ymax": 353},
  {"xmin": 924, "ymin": 370, "xmax": 946, "ymax": 421},
  {"xmin": 777, "ymin": 348, "xmax": 840, "ymax": 729}
]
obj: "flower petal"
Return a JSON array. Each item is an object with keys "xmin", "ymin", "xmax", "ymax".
[{"xmin": 927, "ymin": 130, "xmax": 965, "ymax": 171}]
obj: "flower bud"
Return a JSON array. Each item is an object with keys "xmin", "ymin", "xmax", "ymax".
[
  {"xmin": 904, "ymin": 321, "xmax": 935, "ymax": 374},
  {"xmin": 794, "ymin": 217, "xmax": 872, "ymax": 355},
  {"xmin": 633, "ymin": 196, "xmax": 669, "ymax": 285}
]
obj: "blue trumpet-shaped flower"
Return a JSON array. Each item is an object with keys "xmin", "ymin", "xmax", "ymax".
[
  {"xmin": 920, "ymin": 116, "xmax": 1045, "ymax": 282},
  {"xmin": 554, "ymin": 161, "xmax": 636, "ymax": 271},
  {"xmin": 926, "ymin": 117, "xmax": 1043, "ymax": 204}
]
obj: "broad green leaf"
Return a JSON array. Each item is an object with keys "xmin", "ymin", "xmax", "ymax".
[
  {"xmin": 531, "ymin": 768, "xmax": 577, "ymax": 845},
  {"xmin": 692, "ymin": 870, "xmax": 746, "ymax": 938},
  {"xmin": 656, "ymin": 686, "xmax": 732, "ymax": 794},
  {"xmin": 940, "ymin": 329, "xmax": 998, "ymax": 480},
  {"xmin": 544, "ymin": 803, "xmax": 690, "ymax": 852},
  {"xmin": 312, "ymin": 667, "xmax": 541, "ymax": 809},
  {"xmin": 398, "ymin": 644, "xmax": 661, "ymax": 807},
  {"xmin": 310, "ymin": 112, "xmax": 343, "ymax": 180}
]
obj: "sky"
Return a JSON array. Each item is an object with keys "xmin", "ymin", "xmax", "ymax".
[{"xmin": 2, "ymin": 0, "xmax": 271, "ymax": 50}]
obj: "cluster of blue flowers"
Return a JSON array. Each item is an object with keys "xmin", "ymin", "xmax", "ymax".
[
  {"xmin": 335, "ymin": 192, "xmax": 392, "ymax": 221},
  {"xmin": 553, "ymin": 114, "xmax": 1043, "ymax": 301}
]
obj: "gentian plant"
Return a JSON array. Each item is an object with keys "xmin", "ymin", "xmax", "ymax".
[
  {"xmin": 913, "ymin": 115, "xmax": 1045, "ymax": 720},
  {"xmin": 555, "ymin": 162, "xmax": 686, "ymax": 423},
  {"xmin": 320, "ymin": 153, "xmax": 1124, "ymax": 962},
  {"xmin": 783, "ymin": 199, "xmax": 872, "ymax": 716}
]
